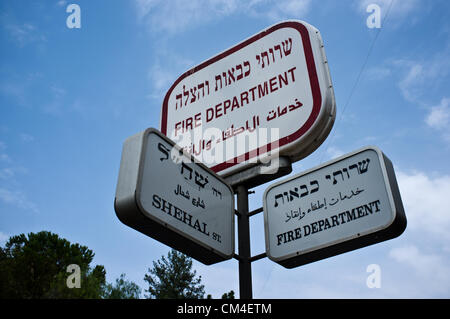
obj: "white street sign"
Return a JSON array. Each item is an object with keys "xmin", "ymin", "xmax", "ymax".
[
  {"xmin": 263, "ymin": 146, "xmax": 406, "ymax": 268},
  {"xmin": 115, "ymin": 128, "xmax": 234, "ymax": 265},
  {"xmin": 161, "ymin": 20, "xmax": 336, "ymax": 177}
]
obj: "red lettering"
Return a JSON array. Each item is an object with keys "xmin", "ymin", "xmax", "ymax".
[
  {"xmin": 175, "ymin": 121, "xmax": 183, "ymax": 136},
  {"xmin": 223, "ymin": 100, "xmax": 231, "ymax": 114},
  {"xmin": 278, "ymin": 72, "xmax": 288, "ymax": 88},
  {"xmin": 206, "ymin": 107, "xmax": 214, "ymax": 122},
  {"xmin": 249, "ymin": 86, "xmax": 257, "ymax": 101},
  {"xmin": 185, "ymin": 117, "xmax": 193, "ymax": 131},
  {"xmin": 269, "ymin": 76, "xmax": 278, "ymax": 93},
  {"xmin": 215, "ymin": 103, "xmax": 223, "ymax": 119},
  {"xmin": 288, "ymin": 66, "xmax": 296, "ymax": 82},
  {"xmin": 240, "ymin": 91, "xmax": 249, "ymax": 106},
  {"xmin": 231, "ymin": 96, "xmax": 239, "ymax": 111},
  {"xmin": 194, "ymin": 112, "xmax": 201, "ymax": 127},
  {"xmin": 258, "ymin": 82, "xmax": 268, "ymax": 98}
]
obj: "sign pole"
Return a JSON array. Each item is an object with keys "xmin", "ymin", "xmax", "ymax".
[{"xmin": 236, "ymin": 184, "xmax": 252, "ymax": 299}]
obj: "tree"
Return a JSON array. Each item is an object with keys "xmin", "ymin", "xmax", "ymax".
[
  {"xmin": 144, "ymin": 249, "xmax": 205, "ymax": 299},
  {"xmin": 104, "ymin": 273, "xmax": 141, "ymax": 299},
  {"xmin": 221, "ymin": 290, "xmax": 235, "ymax": 299},
  {"xmin": 0, "ymin": 231, "xmax": 106, "ymax": 298}
]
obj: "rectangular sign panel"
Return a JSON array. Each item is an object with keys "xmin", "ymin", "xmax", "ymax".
[
  {"xmin": 161, "ymin": 20, "xmax": 335, "ymax": 177},
  {"xmin": 115, "ymin": 128, "xmax": 234, "ymax": 265},
  {"xmin": 263, "ymin": 146, "xmax": 406, "ymax": 268}
]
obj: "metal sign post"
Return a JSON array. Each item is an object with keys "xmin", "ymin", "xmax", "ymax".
[
  {"xmin": 236, "ymin": 185, "xmax": 252, "ymax": 299},
  {"xmin": 228, "ymin": 156, "xmax": 292, "ymax": 299}
]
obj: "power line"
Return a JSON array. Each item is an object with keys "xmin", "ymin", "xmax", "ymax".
[{"xmin": 319, "ymin": 0, "xmax": 395, "ymax": 163}]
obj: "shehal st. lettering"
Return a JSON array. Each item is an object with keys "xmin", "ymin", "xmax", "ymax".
[{"xmin": 151, "ymin": 194, "xmax": 210, "ymax": 237}]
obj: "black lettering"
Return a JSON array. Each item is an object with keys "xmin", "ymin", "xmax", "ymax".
[
  {"xmin": 311, "ymin": 222, "xmax": 319, "ymax": 234},
  {"xmin": 372, "ymin": 199, "xmax": 381, "ymax": 212},
  {"xmin": 201, "ymin": 222, "xmax": 210, "ymax": 236},
  {"xmin": 277, "ymin": 234, "xmax": 283, "ymax": 246},
  {"xmin": 193, "ymin": 219, "xmax": 201, "ymax": 232},
  {"xmin": 323, "ymin": 218, "xmax": 332, "ymax": 230},
  {"xmin": 346, "ymin": 209, "xmax": 356, "ymax": 222},
  {"xmin": 161, "ymin": 198, "xmax": 173, "ymax": 216},
  {"xmin": 304, "ymin": 225, "xmax": 311, "ymax": 236},
  {"xmin": 318, "ymin": 219, "xmax": 325, "ymax": 232},
  {"xmin": 174, "ymin": 206, "xmax": 183, "ymax": 221},
  {"xmin": 357, "ymin": 206, "xmax": 365, "ymax": 218},
  {"xmin": 294, "ymin": 227, "xmax": 302, "ymax": 240},
  {"xmin": 331, "ymin": 215, "xmax": 340, "ymax": 227},
  {"xmin": 183, "ymin": 211, "xmax": 193, "ymax": 226},
  {"xmin": 339, "ymin": 212, "xmax": 347, "ymax": 224},
  {"xmin": 152, "ymin": 194, "xmax": 161, "ymax": 209},
  {"xmin": 287, "ymin": 230, "xmax": 295, "ymax": 242},
  {"xmin": 363, "ymin": 204, "xmax": 373, "ymax": 215}
]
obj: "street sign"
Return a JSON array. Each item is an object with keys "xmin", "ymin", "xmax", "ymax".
[
  {"xmin": 161, "ymin": 20, "xmax": 336, "ymax": 177},
  {"xmin": 263, "ymin": 146, "xmax": 406, "ymax": 268},
  {"xmin": 114, "ymin": 128, "xmax": 235, "ymax": 265}
]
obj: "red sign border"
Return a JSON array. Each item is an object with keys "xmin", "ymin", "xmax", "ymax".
[{"xmin": 161, "ymin": 21, "xmax": 322, "ymax": 173}]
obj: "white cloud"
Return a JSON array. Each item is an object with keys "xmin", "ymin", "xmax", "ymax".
[
  {"xmin": 366, "ymin": 66, "xmax": 391, "ymax": 80},
  {"xmin": 43, "ymin": 85, "xmax": 67, "ymax": 115},
  {"xmin": 248, "ymin": 0, "xmax": 311, "ymax": 22},
  {"xmin": 389, "ymin": 245, "xmax": 450, "ymax": 296},
  {"xmin": 0, "ymin": 168, "xmax": 15, "ymax": 180},
  {"xmin": 135, "ymin": 0, "xmax": 311, "ymax": 34},
  {"xmin": 0, "ymin": 188, "xmax": 39, "ymax": 213},
  {"xmin": 19, "ymin": 133, "xmax": 35, "ymax": 143},
  {"xmin": 148, "ymin": 63, "xmax": 179, "ymax": 96},
  {"xmin": 397, "ymin": 61, "xmax": 423, "ymax": 102},
  {"xmin": 3, "ymin": 22, "xmax": 46, "ymax": 47},
  {"xmin": 425, "ymin": 97, "xmax": 450, "ymax": 141},
  {"xmin": 147, "ymin": 53, "xmax": 194, "ymax": 101},
  {"xmin": 0, "ymin": 141, "xmax": 11, "ymax": 163},
  {"xmin": 56, "ymin": 0, "xmax": 68, "ymax": 7},
  {"xmin": 135, "ymin": 0, "xmax": 239, "ymax": 34},
  {"xmin": 325, "ymin": 146, "xmax": 345, "ymax": 159},
  {"xmin": 392, "ymin": 49, "xmax": 450, "ymax": 104},
  {"xmin": 396, "ymin": 170, "xmax": 450, "ymax": 240},
  {"xmin": 0, "ymin": 80, "xmax": 27, "ymax": 106}
]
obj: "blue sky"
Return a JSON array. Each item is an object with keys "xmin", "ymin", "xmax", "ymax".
[{"xmin": 1, "ymin": 0, "xmax": 450, "ymax": 298}]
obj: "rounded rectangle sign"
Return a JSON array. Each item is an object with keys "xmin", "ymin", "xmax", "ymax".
[
  {"xmin": 263, "ymin": 146, "xmax": 406, "ymax": 268},
  {"xmin": 161, "ymin": 20, "xmax": 336, "ymax": 177},
  {"xmin": 115, "ymin": 128, "xmax": 235, "ymax": 265}
]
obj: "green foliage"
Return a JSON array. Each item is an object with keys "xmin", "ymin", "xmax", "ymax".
[
  {"xmin": 104, "ymin": 273, "xmax": 141, "ymax": 299},
  {"xmin": 221, "ymin": 290, "xmax": 235, "ymax": 299},
  {"xmin": 144, "ymin": 249, "xmax": 205, "ymax": 299},
  {"xmin": 0, "ymin": 231, "xmax": 106, "ymax": 299}
]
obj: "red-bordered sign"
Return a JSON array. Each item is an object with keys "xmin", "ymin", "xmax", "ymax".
[{"xmin": 161, "ymin": 20, "xmax": 336, "ymax": 177}]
